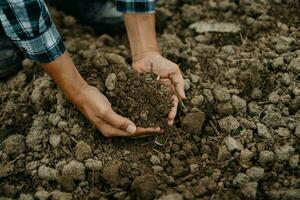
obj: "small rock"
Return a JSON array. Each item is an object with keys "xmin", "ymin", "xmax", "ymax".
[
  {"xmin": 62, "ymin": 160, "xmax": 86, "ymax": 181},
  {"xmin": 189, "ymin": 164, "xmax": 199, "ymax": 173},
  {"xmin": 158, "ymin": 193, "xmax": 183, "ymax": 200},
  {"xmin": 289, "ymin": 155, "xmax": 299, "ymax": 169},
  {"xmin": 48, "ymin": 114, "xmax": 62, "ymax": 126},
  {"xmin": 272, "ymin": 56, "xmax": 285, "ymax": 69},
  {"xmin": 152, "ymin": 165, "xmax": 164, "ymax": 173},
  {"xmin": 288, "ymin": 57, "xmax": 300, "ymax": 73},
  {"xmin": 217, "ymin": 145, "xmax": 231, "ymax": 161},
  {"xmin": 251, "ymin": 88, "xmax": 262, "ymax": 100},
  {"xmin": 281, "ymin": 73, "xmax": 291, "ymax": 85},
  {"xmin": 190, "ymin": 74, "xmax": 200, "ymax": 83},
  {"xmin": 282, "ymin": 189, "xmax": 300, "ymax": 200},
  {"xmin": 217, "ymin": 103, "xmax": 233, "ymax": 115},
  {"xmin": 189, "ymin": 22, "xmax": 241, "ymax": 33},
  {"xmin": 26, "ymin": 129, "xmax": 46, "ymax": 151},
  {"xmin": 56, "ymin": 175, "xmax": 75, "ymax": 192},
  {"xmin": 240, "ymin": 149, "xmax": 255, "ymax": 167},
  {"xmin": 75, "ymin": 141, "xmax": 92, "ymax": 161},
  {"xmin": 218, "ymin": 116, "xmax": 240, "ymax": 133},
  {"xmin": 38, "ymin": 165, "xmax": 57, "ymax": 181},
  {"xmin": 241, "ymin": 182, "xmax": 258, "ymax": 199},
  {"xmin": 269, "ymin": 92, "xmax": 280, "ymax": 104},
  {"xmin": 233, "ymin": 173, "xmax": 249, "ymax": 187},
  {"xmin": 184, "ymin": 79, "xmax": 191, "ymax": 91},
  {"xmin": 182, "ymin": 111, "xmax": 206, "ymax": 134},
  {"xmin": 84, "ymin": 159, "xmax": 103, "ymax": 171},
  {"xmin": 51, "ymin": 190, "xmax": 72, "ymax": 200},
  {"xmin": 131, "ymin": 174, "xmax": 158, "ymax": 200},
  {"xmin": 3, "ymin": 135, "xmax": 25, "ymax": 157},
  {"xmin": 213, "ymin": 87, "xmax": 231, "ymax": 102},
  {"xmin": 150, "ymin": 155, "xmax": 161, "ymax": 165},
  {"xmin": 275, "ymin": 145, "xmax": 295, "ymax": 161},
  {"xmin": 105, "ymin": 73, "xmax": 117, "ymax": 91},
  {"xmin": 63, "ymin": 16, "xmax": 76, "ymax": 27},
  {"xmin": 232, "ymin": 95, "xmax": 247, "ymax": 113},
  {"xmin": 257, "ymin": 123, "xmax": 272, "ymax": 140},
  {"xmin": 34, "ymin": 189, "xmax": 50, "ymax": 200},
  {"xmin": 102, "ymin": 163, "xmax": 121, "ymax": 187},
  {"xmin": 246, "ymin": 167, "xmax": 264, "ymax": 181},
  {"xmin": 275, "ymin": 127, "xmax": 290, "ymax": 138},
  {"xmin": 223, "ymin": 136, "xmax": 244, "ymax": 152},
  {"xmin": 248, "ymin": 102, "xmax": 262, "ymax": 116},
  {"xmin": 259, "ymin": 151, "xmax": 275, "ymax": 164},
  {"xmin": 294, "ymin": 124, "xmax": 300, "ymax": 138},
  {"xmin": 191, "ymin": 95, "xmax": 203, "ymax": 106},
  {"xmin": 18, "ymin": 194, "xmax": 34, "ymax": 200},
  {"xmin": 49, "ymin": 134, "xmax": 61, "ymax": 148}
]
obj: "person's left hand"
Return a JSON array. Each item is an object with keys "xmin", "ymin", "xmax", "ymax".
[{"xmin": 132, "ymin": 52, "xmax": 186, "ymax": 126}]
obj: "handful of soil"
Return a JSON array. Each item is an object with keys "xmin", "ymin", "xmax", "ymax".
[{"xmin": 106, "ymin": 71, "xmax": 174, "ymax": 128}]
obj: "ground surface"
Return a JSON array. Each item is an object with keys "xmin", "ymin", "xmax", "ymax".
[{"xmin": 1, "ymin": 0, "xmax": 300, "ymax": 199}]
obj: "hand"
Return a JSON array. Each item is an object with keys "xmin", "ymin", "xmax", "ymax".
[
  {"xmin": 73, "ymin": 85, "xmax": 161, "ymax": 137},
  {"xmin": 132, "ymin": 52, "xmax": 186, "ymax": 125}
]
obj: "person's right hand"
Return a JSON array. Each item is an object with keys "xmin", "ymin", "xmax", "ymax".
[{"xmin": 74, "ymin": 85, "xmax": 160, "ymax": 138}]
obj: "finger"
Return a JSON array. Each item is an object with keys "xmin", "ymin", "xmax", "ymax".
[
  {"xmin": 169, "ymin": 70, "xmax": 186, "ymax": 99},
  {"xmin": 93, "ymin": 118, "xmax": 132, "ymax": 137},
  {"xmin": 168, "ymin": 95, "xmax": 179, "ymax": 126},
  {"xmin": 129, "ymin": 127, "xmax": 162, "ymax": 138},
  {"xmin": 97, "ymin": 109, "xmax": 136, "ymax": 134}
]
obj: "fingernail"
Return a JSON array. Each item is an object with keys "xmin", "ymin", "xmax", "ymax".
[
  {"xmin": 168, "ymin": 120, "xmax": 174, "ymax": 126},
  {"xmin": 126, "ymin": 124, "xmax": 136, "ymax": 134}
]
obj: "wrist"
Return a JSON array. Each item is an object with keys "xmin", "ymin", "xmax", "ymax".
[{"xmin": 133, "ymin": 49, "xmax": 160, "ymax": 62}]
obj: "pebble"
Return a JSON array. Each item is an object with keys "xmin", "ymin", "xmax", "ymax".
[
  {"xmin": 18, "ymin": 194, "xmax": 34, "ymax": 200},
  {"xmin": 259, "ymin": 151, "xmax": 275, "ymax": 164},
  {"xmin": 184, "ymin": 79, "xmax": 191, "ymax": 91},
  {"xmin": 213, "ymin": 87, "xmax": 231, "ymax": 102},
  {"xmin": 182, "ymin": 111, "xmax": 206, "ymax": 134},
  {"xmin": 272, "ymin": 56, "xmax": 285, "ymax": 69},
  {"xmin": 191, "ymin": 95, "xmax": 203, "ymax": 106},
  {"xmin": 241, "ymin": 182, "xmax": 258, "ymax": 199},
  {"xmin": 257, "ymin": 123, "xmax": 273, "ymax": 140},
  {"xmin": 158, "ymin": 193, "xmax": 183, "ymax": 200},
  {"xmin": 105, "ymin": 73, "xmax": 117, "ymax": 91},
  {"xmin": 218, "ymin": 116, "xmax": 240, "ymax": 133},
  {"xmin": 189, "ymin": 164, "xmax": 199, "ymax": 173},
  {"xmin": 51, "ymin": 190, "xmax": 72, "ymax": 200},
  {"xmin": 34, "ymin": 189, "xmax": 50, "ymax": 200},
  {"xmin": 288, "ymin": 57, "xmax": 300, "ymax": 73},
  {"xmin": 294, "ymin": 124, "xmax": 300, "ymax": 138},
  {"xmin": 203, "ymin": 89, "xmax": 214, "ymax": 103},
  {"xmin": 240, "ymin": 149, "xmax": 255, "ymax": 166},
  {"xmin": 49, "ymin": 134, "xmax": 61, "ymax": 148},
  {"xmin": 268, "ymin": 92, "xmax": 280, "ymax": 104},
  {"xmin": 217, "ymin": 145, "xmax": 231, "ymax": 161},
  {"xmin": 75, "ymin": 141, "xmax": 92, "ymax": 161},
  {"xmin": 3, "ymin": 135, "xmax": 26, "ymax": 157},
  {"xmin": 217, "ymin": 103, "xmax": 233, "ymax": 115},
  {"xmin": 248, "ymin": 102, "xmax": 262, "ymax": 116},
  {"xmin": 152, "ymin": 165, "xmax": 164, "ymax": 173},
  {"xmin": 26, "ymin": 129, "xmax": 46, "ymax": 151},
  {"xmin": 48, "ymin": 113, "xmax": 62, "ymax": 126},
  {"xmin": 38, "ymin": 165, "xmax": 57, "ymax": 181},
  {"xmin": 281, "ymin": 73, "xmax": 291, "ymax": 85},
  {"xmin": 246, "ymin": 167, "xmax": 264, "ymax": 181},
  {"xmin": 232, "ymin": 95, "xmax": 247, "ymax": 113},
  {"xmin": 84, "ymin": 159, "xmax": 103, "ymax": 171},
  {"xmin": 150, "ymin": 155, "xmax": 161, "ymax": 165},
  {"xmin": 131, "ymin": 174, "xmax": 158, "ymax": 200},
  {"xmin": 250, "ymin": 88, "xmax": 262, "ymax": 100},
  {"xmin": 275, "ymin": 127, "xmax": 290, "ymax": 138},
  {"xmin": 62, "ymin": 160, "xmax": 86, "ymax": 181},
  {"xmin": 289, "ymin": 155, "xmax": 299, "ymax": 169},
  {"xmin": 190, "ymin": 74, "xmax": 200, "ymax": 83},
  {"xmin": 233, "ymin": 173, "xmax": 249, "ymax": 187},
  {"xmin": 102, "ymin": 163, "xmax": 121, "ymax": 187},
  {"xmin": 275, "ymin": 144, "xmax": 295, "ymax": 161},
  {"xmin": 223, "ymin": 136, "xmax": 244, "ymax": 152}
]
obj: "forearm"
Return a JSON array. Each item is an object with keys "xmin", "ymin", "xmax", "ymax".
[
  {"xmin": 124, "ymin": 13, "xmax": 159, "ymax": 61},
  {"xmin": 41, "ymin": 51, "xmax": 88, "ymax": 103}
]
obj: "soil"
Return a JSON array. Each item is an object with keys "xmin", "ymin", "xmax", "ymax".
[{"xmin": 1, "ymin": 0, "xmax": 300, "ymax": 200}]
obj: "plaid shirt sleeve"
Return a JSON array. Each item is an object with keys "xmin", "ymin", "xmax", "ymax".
[
  {"xmin": 116, "ymin": 0, "xmax": 155, "ymax": 13},
  {"xmin": 0, "ymin": 0, "xmax": 65, "ymax": 63}
]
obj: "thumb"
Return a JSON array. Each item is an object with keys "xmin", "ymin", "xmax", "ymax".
[
  {"xmin": 170, "ymin": 71, "xmax": 186, "ymax": 99},
  {"xmin": 101, "ymin": 109, "xmax": 137, "ymax": 134}
]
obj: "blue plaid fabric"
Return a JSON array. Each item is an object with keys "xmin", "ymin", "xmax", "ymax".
[
  {"xmin": 116, "ymin": 0, "xmax": 155, "ymax": 13},
  {"xmin": 0, "ymin": 0, "xmax": 155, "ymax": 63}
]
